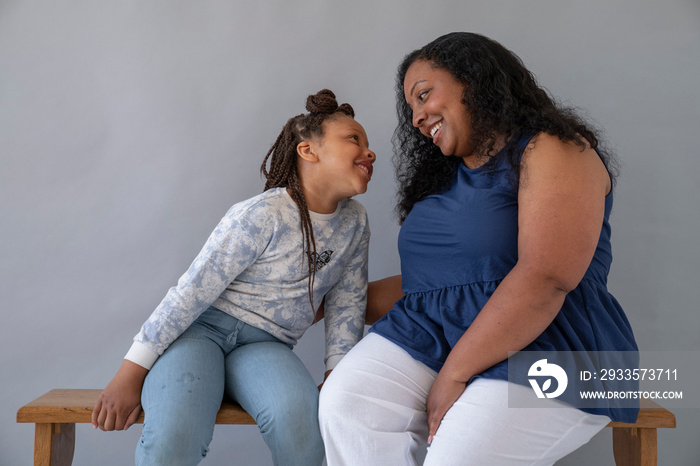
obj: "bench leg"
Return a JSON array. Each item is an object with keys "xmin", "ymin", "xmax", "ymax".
[
  {"xmin": 612, "ymin": 426, "xmax": 657, "ymax": 466},
  {"xmin": 34, "ymin": 423, "xmax": 75, "ymax": 466}
]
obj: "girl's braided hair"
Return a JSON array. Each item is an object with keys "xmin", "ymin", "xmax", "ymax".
[{"xmin": 260, "ymin": 89, "xmax": 355, "ymax": 309}]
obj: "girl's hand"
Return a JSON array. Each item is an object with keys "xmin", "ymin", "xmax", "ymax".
[
  {"xmin": 318, "ymin": 369, "xmax": 332, "ymax": 391},
  {"xmin": 92, "ymin": 360, "xmax": 148, "ymax": 431},
  {"xmin": 425, "ymin": 370, "xmax": 467, "ymax": 444}
]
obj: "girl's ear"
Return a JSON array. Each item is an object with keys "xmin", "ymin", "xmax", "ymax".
[{"xmin": 297, "ymin": 141, "xmax": 319, "ymax": 163}]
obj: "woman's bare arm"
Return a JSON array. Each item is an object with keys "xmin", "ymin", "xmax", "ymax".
[{"xmin": 425, "ymin": 134, "xmax": 611, "ymax": 441}]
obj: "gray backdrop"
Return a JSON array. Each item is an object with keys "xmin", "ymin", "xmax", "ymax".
[{"xmin": 2, "ymin": 1, "xmax": 699, "ymax": 465}]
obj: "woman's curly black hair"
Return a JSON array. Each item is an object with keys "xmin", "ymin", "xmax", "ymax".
[{"xmin": 394, "ymin": 32, "xmax": 617, "ymax": 222}]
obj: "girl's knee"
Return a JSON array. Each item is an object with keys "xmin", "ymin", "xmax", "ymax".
[
  {"xmin": 137, "ymin": 423, "xmax": 212, "ymax": 466},
  {"xmin": 258, "ymin": 386, "xmax": 320, "ymax": 433},
  {"xmin": 255, "ymin": 393, "xmax": 324, "ymax": 465}
]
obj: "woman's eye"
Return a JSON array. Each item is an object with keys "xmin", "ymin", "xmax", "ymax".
[{"xmin": 418, "ymin": 91, "xmax": 428, "ymax": 101}]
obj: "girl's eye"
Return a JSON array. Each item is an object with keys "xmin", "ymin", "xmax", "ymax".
[
  {"xmin": 418, "ymin": 90, "xmax": 428, "ymax": 102},
  {"xmin": 349, "ymin": 135, "xmax": 359, "ymax": 141}
]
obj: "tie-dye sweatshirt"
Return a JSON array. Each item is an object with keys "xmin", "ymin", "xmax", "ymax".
[{"xmin": 125, "ymin": 187, "xmax": 369, "ymax": 372}]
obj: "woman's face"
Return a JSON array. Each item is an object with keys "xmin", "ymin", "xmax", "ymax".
[{"xmin": 403, "ymin": 60, "xmax": 476, "ymax": 162}]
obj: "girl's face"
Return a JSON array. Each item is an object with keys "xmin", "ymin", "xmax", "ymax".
[
  {"xmin": 403, "ymin": 60, "xmax": 476, "ymax": 163},
  {"xmin": 302, "ymin": 115, "xmax": 375, "ymax": 208}
]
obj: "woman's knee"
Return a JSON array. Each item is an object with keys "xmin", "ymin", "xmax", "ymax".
[{"xmin": 318, "ymin": 370, "xmax": 353, "ymax": 425}]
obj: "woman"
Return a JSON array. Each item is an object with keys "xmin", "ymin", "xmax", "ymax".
[{"xmin": 319, "ymin": 33, "xmax": 637, "ymax": 465}]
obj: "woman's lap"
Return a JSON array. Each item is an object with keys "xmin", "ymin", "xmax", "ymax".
[
  {"xmin": 319, "ymin": 333, "xmax": 436, "ymax": 465},
  {"xmin": 319, "ymin": 333, "xmax": 610, "ymax": 466},
  {"xmin": 424, "ymin": 378, "xmax": 610, "ymax": 465}
]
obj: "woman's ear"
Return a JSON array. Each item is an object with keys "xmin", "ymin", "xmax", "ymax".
[{"xmin": 297, "ymin": 141, "xmax": 319, "ymax": 163}]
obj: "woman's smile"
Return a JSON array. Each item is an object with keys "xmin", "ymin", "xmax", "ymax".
[{"xmin": 404, "ymin": 60, "xmax": 475, "ymax": 162}]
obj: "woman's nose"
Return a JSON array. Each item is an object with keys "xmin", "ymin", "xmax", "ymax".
[{"xmin": 412, "ymin": 109, "xmax": 426, "ymax": 127}]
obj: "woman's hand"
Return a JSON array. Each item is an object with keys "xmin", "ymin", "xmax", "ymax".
[
  {"xmin": 92, "ymin": 360, "xmax": 148, "ymax": 431},
  {"xmin": 425, "ymin": 368, "xmax": 467, "ymax": 444}
]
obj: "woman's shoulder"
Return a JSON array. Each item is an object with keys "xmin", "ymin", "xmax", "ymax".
[
  {"xmin": 520, "ymin": 132, "xmax": 611, "ymax": 195},
  {"xmin": 521, "ymin": 132, "xmax": 604, "ymax": 168},
  {"xmin": 523, "ymin": 132, "xmax": 588, "ymax": 154}
]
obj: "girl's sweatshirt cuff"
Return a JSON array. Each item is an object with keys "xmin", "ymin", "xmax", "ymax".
[
  {"xmin": 325, "ymin": 354, "xmax": 344, "ymax": 372},
  {"xmin": 124, "ymin": 341, "xmax": 159, "ymax": 370}
]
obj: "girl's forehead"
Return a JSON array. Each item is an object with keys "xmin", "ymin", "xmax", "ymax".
[
  {"xmin": 321, "ymin": 116, "xmax": 369, "ymax": 146},
  {"xmin": 325, "ymin": 115, "xmax": 364, "ymax": 133}
]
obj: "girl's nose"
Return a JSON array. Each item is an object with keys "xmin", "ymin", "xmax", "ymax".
[{"xmin": 367, "ymin": 149, "xmax": 376, "ymax": 161}]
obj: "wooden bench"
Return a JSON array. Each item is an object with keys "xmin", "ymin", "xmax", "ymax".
[
  {"xmin": 18, "ymin": 389, "xmax": 675, "ymax": 466},
  {"xmin": 17, "ymin": 389, "xmax": 255, "ymax": 466},
  {"xmin": 607, "ymin": 398, "xmax": 676, "ymax": 466}
]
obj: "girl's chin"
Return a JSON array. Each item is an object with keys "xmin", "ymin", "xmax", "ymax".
[{"xmin": 355, "ymin": 184, "xmax": 368, "ymax": 195}]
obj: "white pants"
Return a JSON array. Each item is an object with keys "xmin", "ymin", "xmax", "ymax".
[{"xmin": 319, "ymin": 333, "xmax": 610, "ymax": 466}]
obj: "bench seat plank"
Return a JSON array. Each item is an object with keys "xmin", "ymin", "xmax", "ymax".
[
  {"xmin": 607, "ymin": 398, "xmax": 676, "ymax": 429},
  {"xmin": 17, "ymin": 389, "xmax": 256, "ymax": 425},
  {"xmin": 18, "ymin": 389, "xmax": 675, "ymax": 466}
]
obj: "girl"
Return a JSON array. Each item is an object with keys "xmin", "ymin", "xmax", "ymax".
[{"xmin": 92, "ymin": 89, "xmax": 375, "ymax": 466}]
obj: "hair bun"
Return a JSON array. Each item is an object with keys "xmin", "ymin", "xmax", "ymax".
[
  {"xmin": 305, "ymin": 89, "xmax": 355, "ymax": 118},
  {"xmin": 306, "ymin": 89, "xmax": 339, "ymax": 114}
]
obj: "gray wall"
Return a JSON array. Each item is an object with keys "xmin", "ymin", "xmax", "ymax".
[{"xmin": 2, "ymin": 1, "xmax": 698, "ymax": 464}]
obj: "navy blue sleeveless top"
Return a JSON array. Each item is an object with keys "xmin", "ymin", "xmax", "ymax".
[{"xmin": 371, "ymin": 134, "xmax": 638, "ymax": 422}]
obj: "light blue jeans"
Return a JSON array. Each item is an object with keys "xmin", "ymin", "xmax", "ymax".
[{"xmin": 135, "ymin": 306, "xmax": 324, "ymax": 466}]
